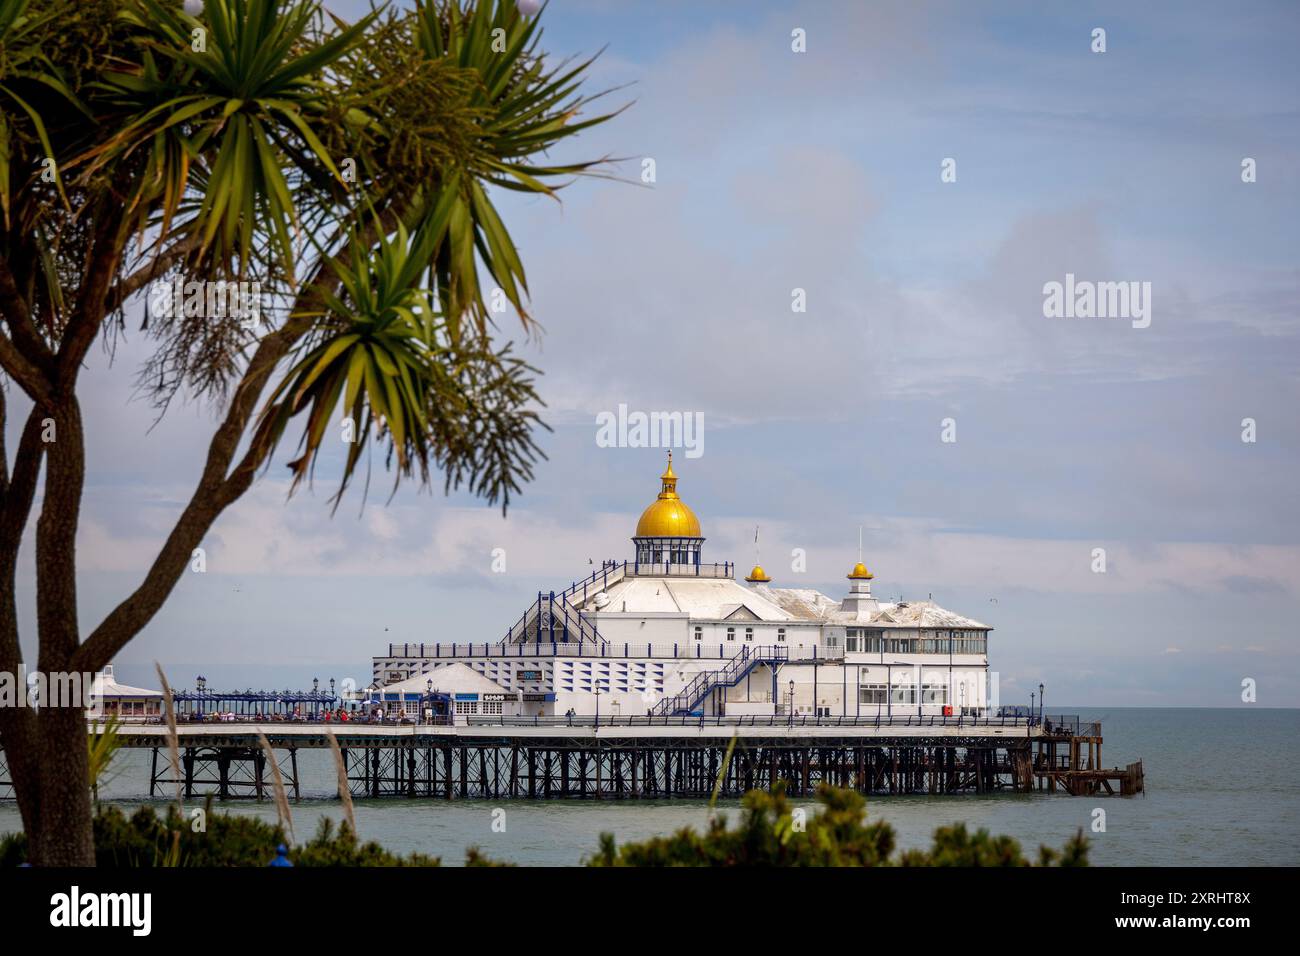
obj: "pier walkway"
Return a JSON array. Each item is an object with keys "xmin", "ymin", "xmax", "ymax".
[{"xmin": 1, "ymin": 715, "xmax": 1142, "ymax": 803}]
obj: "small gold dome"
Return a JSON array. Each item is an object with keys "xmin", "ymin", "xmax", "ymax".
[
  {"xmin": 848, "ymin": 562, "xmax": 874, "ymax": 580},
  {"xmin": 745, "ymin": 565, "xmax": 771, "ymax": 583},
  {"xmin": 635, "ymin": 451, "xmax": 702, "ymax": 537}
]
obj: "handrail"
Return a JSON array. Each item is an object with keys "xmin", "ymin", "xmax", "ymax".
[
  {"xmin": 651, "ymin": 646, "xmax": 789, "ymax": 717},
  {"xmin": 384, "ymin": 642, "xmax": 844, "ymax": 662},
  {"xmin": 100, "ymin": 713, "xmax": 1030, "ymax": 731},
  {"xmin": 495, "ymin": 559, "xmax": 738, "ymax": 647},
  {"xmin": 498, "ymin": 561, "xmax": 629, "ymax": 648},
  {"xmin": 464, "ymin": 713, "xmax": 1032, "ymax": 730}
]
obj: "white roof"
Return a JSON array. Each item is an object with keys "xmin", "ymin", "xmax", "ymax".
[
  {"xmin": 383, "ymin": 663, "xmax": 509, "ymax": 696},
  {"xmin": 734, "ymin": 586, "xmax": 990, "ymax": 629},
  {"xmin": 869, "ymin": 600, "xmax": 990, "ymax": 630},
  {"xmin": 752, "ymin": 585, "xmax": 841, "ymax": 621},
  {"xmin": 92, "ymin": 665, "xmax": 163, "ymax": 699},
  {"xmin": 576, "ymin": 575, "xmax": 989, "ymax": 629},
  {"xmin": 586, "ymin": 576, "xmax": 797, "ymax": 622}
]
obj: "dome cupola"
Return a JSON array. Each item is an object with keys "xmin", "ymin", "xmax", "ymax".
[
  {"xmin": 634, "ymin": 451, "xmax": 701, "ymax": 537},
  {"xmin": 632, "ymin": 451, "xmax": 704, "ymax": 569},
  {"xmin": 841, "ymin": 529, "xmax": 879, "ymax": 616}
]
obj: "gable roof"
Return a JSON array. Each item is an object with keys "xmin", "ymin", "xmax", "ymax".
[
  {"xmin": 92, "ymin": 666, "xmax": 163, "ymax": 699},
  {"xmin": 383, "ymin": 663, "xmax": 509, "ymax": 696},
  {"xmin": 585, "ymin": 576, "xmax": 796, "ymax": 622}
]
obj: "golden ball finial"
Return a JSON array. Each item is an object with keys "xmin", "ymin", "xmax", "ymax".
[
  {"xmin": 745, "ymin": 565, "xmax": 771, "ymax": 583},
  {"xmin": 848, "ymin": 562, "xmax": 874, "ymax": 580}
]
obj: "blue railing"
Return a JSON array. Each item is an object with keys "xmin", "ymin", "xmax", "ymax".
[
  {"xmin": 497, "ymin": 560, "xmax": 737, "ymax": 647},
  {"xmin": 651, "ymin": 646, "xmax": 789, "ymax": 717},
  {"xmin": 465, "ymin": 713, "xmax": 1032, "ymax": 730},
  {"xmin": 498, "ymin": 561, "xmax": 629, "ymax": 648},
  {"xmin": 383, "ymin": 642, "xmax": 839, "ymax": 663}
]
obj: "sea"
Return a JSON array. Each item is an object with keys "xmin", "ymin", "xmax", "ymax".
[{"xmin": 3, "ymin": 707, "xmax": 1297, "ymax": 866}]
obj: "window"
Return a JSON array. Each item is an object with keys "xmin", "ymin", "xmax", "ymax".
[
  {"xmin": 891, "ymin": 683, "xmax": 917, "ymax": 705},
  {"xmin": 726, "ymin": 627, "xmax": 735, "ymax": 641},
  {"xmin": 745, "ymin": 627, "xmax": 754, "ymax": 642},
  {"xmin": 825, "ymin": 631, "xmax": 840, "ymax": 648},
  {"xmin": 693, "ymin": 626, "xmax": 703, "ymax": 641},
  {"xmin": 858, "ymin": 683, "xmax": 887, "ymax": 705},
  {"xmin": 777, "ymin": 628, "xmax": 786, "ymax": 642},
  {"xmin": 846, "ymin": 628, "xmax": 861, "ymax": 652},
  {"xmin": 454, "ymin": 700, "xmax": 478, "ymax": 715},
  {"xmin": 922, "ymin": 684, "xmax": 948, "ymax": 704},
  {"xmin": 481, "ymin": 700, "xmax": 503, "ymax": 715}
]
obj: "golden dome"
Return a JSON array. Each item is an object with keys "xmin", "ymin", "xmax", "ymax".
[
  {"xmin": 745, "ymin": 565, "xmax": 771, "ymax": 583},
  {"xmin": 634, "ymin": 451, "xmax": 702, "ymax": 538},
  {"xmin": 848, "ymin": 562, "xmax": 874, "ymax": 580}
]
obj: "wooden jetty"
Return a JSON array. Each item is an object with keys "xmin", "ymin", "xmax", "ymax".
[{"xmin": 1032, "ymin": 720, "xmax": 1144, "ymax": 796}]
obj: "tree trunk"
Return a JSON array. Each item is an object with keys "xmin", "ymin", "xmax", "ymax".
[
  {"xmin": 29, "ymin": 396, "xmax": 95, "ymax": 866},
  {"xmin": 26, "ymin": 707, "xmax": 94, "ymax": 866}
]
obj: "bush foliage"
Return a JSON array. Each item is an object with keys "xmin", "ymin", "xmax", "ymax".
[
  {"xmin": 0, "ymin": 785, "xmax": 1087, "ymax": 867},
  {"xmin": 0, "ymin": 799, "xmax": 442, "ymax": 867},
  {"xmin": 588, "ymin": 784, "xmax": 1089, "ymax": 867}
]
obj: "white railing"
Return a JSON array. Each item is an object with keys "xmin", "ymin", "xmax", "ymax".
[{"xmin": 384, "ymin": 642, "xmax": 845, "ymax": 662}]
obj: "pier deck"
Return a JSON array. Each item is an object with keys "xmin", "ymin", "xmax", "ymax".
[
  {"xmin": 1032, "ymin": 724, "xmax": 1145, "ymax": 796},
  {"xmin": 103, "ymin": 719, "xmax": 1043, "ymax": 801},
  {"xmin": 2, "ymin": 717, "xmax": 1142, "ymax": 803}
]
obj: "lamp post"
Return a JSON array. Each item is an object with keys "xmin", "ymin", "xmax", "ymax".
[
  {"xmin": 594, "ymin": 683, "xmax": 601, "ymax": 730},
  {"xmin": 788, "ymin": 679, "xmax": 795, "ymax": 727},
  {"xmin": 1039, "ymin": 682, "xmax": 1045, "ymax": 726},
  {"xmin": 959, "ymin": 683, "xmax": 966, "ymax": 725},
  {"xmin": 1030, "ymin": 691, "xmax": 1036, "ymax": 726}
]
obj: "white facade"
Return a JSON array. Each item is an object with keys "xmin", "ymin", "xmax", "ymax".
[{"xmin": 371, "ymin": 458, "xmax": 994, "ymax": 721}]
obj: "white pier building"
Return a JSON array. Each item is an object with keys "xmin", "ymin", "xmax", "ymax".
[{"xmin": 371, "ymin": 454, "xmax": 994, "ymax": 723}]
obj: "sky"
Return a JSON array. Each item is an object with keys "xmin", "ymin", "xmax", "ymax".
[{"xmin": 7, "ymin": 0, "xmax": 1299, "ymax": 706}]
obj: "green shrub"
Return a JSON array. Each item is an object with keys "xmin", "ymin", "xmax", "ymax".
[
  {"xmin": 0, "ymin": 785, "xmax": 1086, "ymax": 867},
  {"xmin": 588, "ymin": 784, "xmax": 1089, "ymax": 867},
  {"xmin": 0, "ymin": 799, "xmax": 442, "ymax": 867}
]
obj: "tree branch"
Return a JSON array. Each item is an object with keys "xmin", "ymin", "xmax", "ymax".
[
  {"xmin": 0, "ymin": 252, "xmax": 54, "ymax": 367},
  {"xmin": 0, "ymin": 397, "xmax": 46, "ymax": 835},
  {"xmin": 72, "ymin": 311, "xmax": 315, "ymax": 673},
  {"xmin": 73, "ymin": 211, "xmax": 399, "ymax": 673},
  {"xmin": 55, "ymin": 201, "xmax": 125, "ymax": 387},
  {"xmin": 105, "ymin": 236, "xmax": 200, "ymax": 316},
  {"xmin": 0, "ymin": 331, "xmax": 53, "ymax": 407}
]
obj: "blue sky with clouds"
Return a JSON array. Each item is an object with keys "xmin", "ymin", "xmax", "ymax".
[{"xmin": 9, "ymin": 0, "xmax": 1299, "ymax": 706}]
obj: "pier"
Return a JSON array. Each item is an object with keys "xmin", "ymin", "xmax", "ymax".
[
  {"xmin": 100, "ymin": 716, "xmax": 1045, "ymax": 801},
  {"xmin": 1032, "ymin": 718, "xmax": 1145, "ymax": 796},
  {"xmin": 2, "ymin": 715, "xmax": 1142, "ymax": 803}
]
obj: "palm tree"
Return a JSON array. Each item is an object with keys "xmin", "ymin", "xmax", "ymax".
[{"xmin": 0, "ymin": 0, "xmax": 619, "ymax": 864}]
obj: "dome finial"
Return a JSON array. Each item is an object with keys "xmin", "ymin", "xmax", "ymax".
[
  {"xmin": 659, "ymin": 450, "xmax": 678, "ymax": 496},
  {"xmin": 635, "ymin": 452, "xmax": 701, "ymax": 538},
  {"xmin": 746, "ymin": 525, "xmax": 771, "ymax": 583},
  {"xmin": 848, "ymin": 526, "xmax": 873, "ymax": 579}
]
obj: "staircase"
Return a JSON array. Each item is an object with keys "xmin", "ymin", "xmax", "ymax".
[
  {"xmin": 500, "ymin": 561, "xmax": 628, "ymax": 648},
  {"xmin": 651, "ymin": 645, "xmax": 788, "ymax": 717}
]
